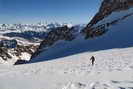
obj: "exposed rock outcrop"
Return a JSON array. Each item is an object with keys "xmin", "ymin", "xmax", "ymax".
[
  {"xmin": 14, "ymin": 60, "xmax": 29, "ymax": 65},
  {"xmin": 84, "ymin": 0, "xmax": 133, "ymax": 39},
  {"xmin": 0, "ymin": 39, "xmax": 39, "ymax": 64},
  {"xmin": 31, "ymin": 25, "xmax": 77, "ymax": 59},
  {"xmin": 88, "ymin": 0, "xmax": 133, "ymax": 27}
]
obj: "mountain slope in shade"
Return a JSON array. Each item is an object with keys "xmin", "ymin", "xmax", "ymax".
[{"xmin": 30, "ymin": 6, "xmax": 133, "ymax": 63}]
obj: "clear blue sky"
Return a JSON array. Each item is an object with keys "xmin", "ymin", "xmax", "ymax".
[{"xmin": 0, "ymin": 0, "xmax": 101, "ymax": 24}]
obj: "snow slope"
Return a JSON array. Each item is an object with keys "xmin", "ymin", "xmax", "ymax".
[{"xmin": 0, "ymin": 47, "xmax": 133, "ymax": 89}]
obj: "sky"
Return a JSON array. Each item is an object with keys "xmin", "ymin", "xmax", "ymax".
[{"xmin": 0, "ymin": 0, "xmax": 101, "ymax": 24}]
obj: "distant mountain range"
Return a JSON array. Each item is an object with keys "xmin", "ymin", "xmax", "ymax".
[{"xmin": 0, "ymin": 22, "xmax": 85, "ymax": 64}]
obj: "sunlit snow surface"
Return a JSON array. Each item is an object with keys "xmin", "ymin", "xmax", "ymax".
[
  {"xmin": 0, "ymin": 47, "xmax": 133, "ymax": 89},
  {"xmin": 0, "ymin": 6, "xmax": 133, "ymax": 89}
]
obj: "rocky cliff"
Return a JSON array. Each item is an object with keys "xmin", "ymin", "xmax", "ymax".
[
  {"xmin": 0, "ymin": 39, "xmax": 38, "ymax": 64},
  {"xmin": 88, "ymin": 0, "xmax": 133, "ymax": 26},
  {"xmin": 84, "ymin": 0, "xmax": 133, "ymax": 39},
  {"xmin": 31, "ymin": 25, "xmax": 81, "ymax": 59}
]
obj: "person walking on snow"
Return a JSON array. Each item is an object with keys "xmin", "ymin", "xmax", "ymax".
[{"xmin": 90, "ymin": 56, "xmax": 95, "ymax": 66}]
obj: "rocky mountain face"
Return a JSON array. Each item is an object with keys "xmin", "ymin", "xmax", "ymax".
[
  {"xmin": 0, "ymin": 39, "xmax": 39, "ymax": 64},
  {"xmin": 31, "ymin": 25, "xmax": 80, "ymax": 59},
  {"xmin": 84, "ymin": 0, "xmax": 133, "ymax": 39},
  {"xmin": 88, "ymin": 0, "xmax": 133, "ymax": 26}
]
